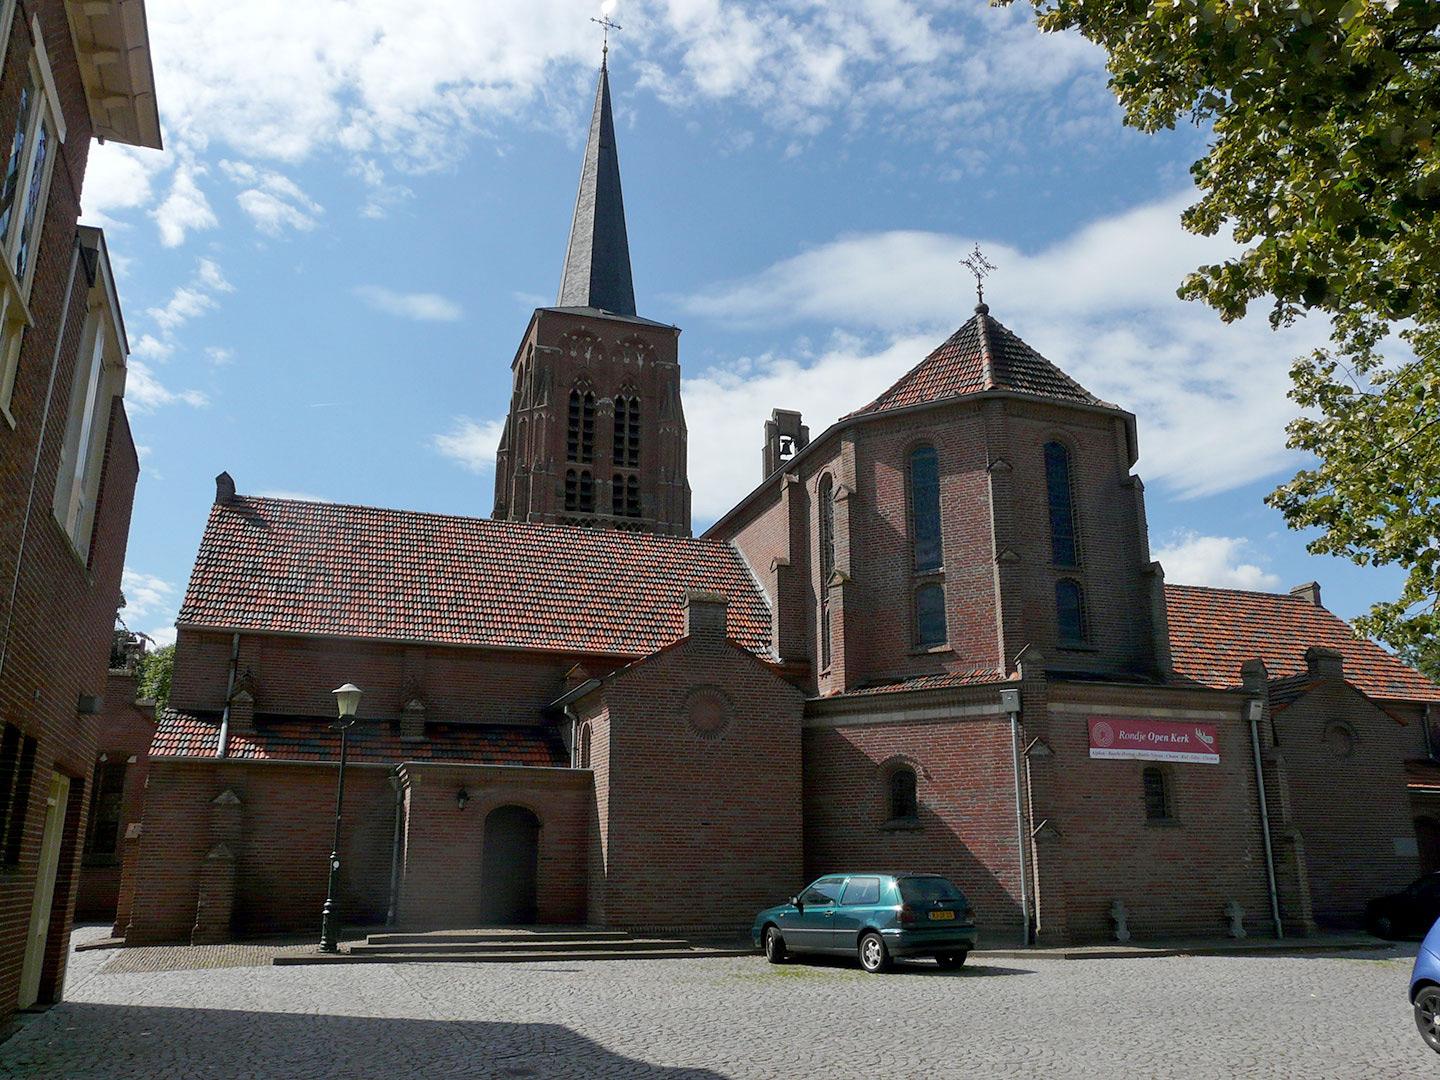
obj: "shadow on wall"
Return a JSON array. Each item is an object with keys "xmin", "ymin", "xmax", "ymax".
[{"xmin": 0, "ymin": 1004, "xmax": 727, "ymax": 1079}]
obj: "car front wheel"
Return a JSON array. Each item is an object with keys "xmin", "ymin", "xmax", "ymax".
[
  {"xmin": 764, "ymin": 927, "xmax": 787, "ymax": 964},
  {"xmin": 858, "ymin": 932, "xmax": 890, "ymax": 974},
  {"xmin": 1417, "ymin": 987, "xmax": 1440, "ymax": 1054},
  {"xmin": 935, "ymin": 951, "xmax": 967, "ymax": 970}
]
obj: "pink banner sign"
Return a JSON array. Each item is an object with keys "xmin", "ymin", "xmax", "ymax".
[{"xmin": 1087, "ymin": 716, "xmax": 1219, "ymax": 764}]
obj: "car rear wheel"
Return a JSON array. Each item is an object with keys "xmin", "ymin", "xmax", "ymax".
[
  {"xmin": 935, "ymin": 951, "xmax": 967, "ymax": 970},
  {"xmin": 763, "ymin": 926, "xmax": 787, "ymax": 964},
  {"xmin": 858, "ymin": 932, "xmax": 890, "ymax": 974},
  {"xmin": 1416, "ymin": 986, "xmax": 1440, "ymax": 1054}
]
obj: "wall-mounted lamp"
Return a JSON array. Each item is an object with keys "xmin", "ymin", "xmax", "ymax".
[{"xmin": 456, "ymin": 788, "xmax": 470, "ymax": 811}]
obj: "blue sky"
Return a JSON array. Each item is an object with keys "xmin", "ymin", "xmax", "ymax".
[{"xmin": 87, "ymin": 0, "xmax": 1404, "ymax": 647}]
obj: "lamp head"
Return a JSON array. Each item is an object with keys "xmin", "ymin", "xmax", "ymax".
[{"xmin": 332, "ymin": 683, "xmax": 362, "ymax": 719}]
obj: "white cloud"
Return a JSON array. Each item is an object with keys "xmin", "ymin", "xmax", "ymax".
[
  {"xmin": 221, "ymin": 160, "xmax": 323, "ymax": 235},
  {"xmin": 125, "ymin": 360, "xmax": 209, "ymax": 413},
  {"xmin": 130, "ymin": 334, "xmax": 174, "ymax": 362},
  {"xmin": 151, "ymin": 162, "xmax": 218, "ymax": 247},
  {"xmin": 146, "ymin": 258, "xmax": 233, "ymax": 333},
  {"xmin": 205, "ymin": 346, "xmax": 235, "ymax": 366},
  {"xmin": 677, "ymin": 191, "xmax": 1333, "ymax": 516},
  {"xmin": 355, "ymin": 285, "xmax": 463, "ymax": 322},
  {"xmin": 1153, "ymin": 531, "xmax": 1282, "ymax": 592},
  {"xmin": 431, "ymin": 417, "xmax": 505, "ymax": 473},
  {"xmin": 255, "ymin": 489, "xmax": 333, "ymax": 502},
  {"xmin": 80, "ymin": 142, "xmax": 165, "ymax": 226},
  {"xmin": 146, "ymin": 626, "xmax": 179, "ymax": 649},
  {"xmin": 121, "ymin": 569, "xmax": 176, "ymax": 619}
]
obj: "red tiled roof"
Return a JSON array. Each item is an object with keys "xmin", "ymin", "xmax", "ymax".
[
  {"xmin": 178, "ymin": 496, "xmax": 772, "ymax": 656},
  {"xmin": 848, "ymin": 309, "xmax": 1111, "ymax": 418},
  {"xmin": 151, "ymin": 712, "xmax": 566, "ymax": 766},
  {"xmin": 1165, "ymin": 584, "xmax": 1440, "ymax": 703},
  {"xmin": 823, "ymin": 669, "xmax": 1009, "ymax": 699}
]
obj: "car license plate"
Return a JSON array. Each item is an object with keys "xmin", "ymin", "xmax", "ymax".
[{"xmin": 929, "ymin": 910, "xmax": 955, "ymax": 921}]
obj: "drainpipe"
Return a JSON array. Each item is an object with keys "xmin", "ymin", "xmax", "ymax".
[
  {"xmin": 0, "ymin": 236, "xmax": 82, "ymax": 680},
  {"xmin": 215, "ymin": 633, "xmax": 240, "ymax": 757},
  {"xmin": 1247, "ymin": 698, "xmax": 1283, "ymax": 939},
  {"xmin": 563, "ymin": 706, "xmax": 581, "ymax": 767},
  {"xmin": 386, "ymin": 767, "xmax": 404, "ymax": 926},
  {"xmin": 1000, "ymin": 688, "xmax": 1029, "ymax": 947}
]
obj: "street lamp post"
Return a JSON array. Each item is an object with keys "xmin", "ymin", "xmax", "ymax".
[{"xmin": 320, "ymin": 682, "xmax": 362, "ymax": 953}]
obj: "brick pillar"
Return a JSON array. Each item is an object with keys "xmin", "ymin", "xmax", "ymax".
[
  {"xmin": 191, "ymin": 789, "xmax": 242, "ymax": 945},
  {"xmin": 112, "ymin": 821, "xmax": 142, "ymax": 939}
]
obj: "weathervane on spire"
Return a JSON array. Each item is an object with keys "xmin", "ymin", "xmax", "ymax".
[
  {"xmin": 962, "ymin": 243, "xmax": 997, "ymax": 310},
  {"xmin": 592, "ymin": 0, "xmax": 621, "ymax": 62}
]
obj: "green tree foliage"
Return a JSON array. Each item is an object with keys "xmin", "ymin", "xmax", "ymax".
[
  {"xmin": 1000, "ymin": 0, "xmax": 1440, "ymax": 650},
  {"xmin": 136, "ymin": 644, "xmax": 175, "ymax": 713}
]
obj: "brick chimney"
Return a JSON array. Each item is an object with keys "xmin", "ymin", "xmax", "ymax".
[
  {"xmin": 215, "ymin": 471, "xmax": 236, "ymax": 504},
  {"xmin": 1289, "ymin": 581, "xmax": 1322, "ymax": 608},
  {"xmin": 683, "ymin": 590, "xmax": 730, "ymax": 646},
  {"xmin": 1304, "ymin": 646, "xmax": 1344, "ymax": 679}
]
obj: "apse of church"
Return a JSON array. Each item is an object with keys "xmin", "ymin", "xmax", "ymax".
[{"xmin": 491, "ymin": 56, "xmax": 691, "ymax": 535}]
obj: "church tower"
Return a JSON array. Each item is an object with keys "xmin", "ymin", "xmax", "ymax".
[{"xmin": 491, "ymin": 56, "xmax": 691, "ymax": 536}]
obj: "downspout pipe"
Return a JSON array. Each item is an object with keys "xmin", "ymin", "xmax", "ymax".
[
  {"xmin": 1248, "ymin": 699, "xmax": 1283, "ymax": 939},
  {"xmin": 0, "ymin": 236, "xmax": 83, "ymax": 680},
  {"xmin": 386, "ymin": 767, "xmax": 403, "ymax": 926},
  {"xmin": 216, "ymin": 632, "xmax": 240, "ymax": 757},
  {"xmin": 1001, "ymin": 688, "xmax": 1030, "ymax": 947}
]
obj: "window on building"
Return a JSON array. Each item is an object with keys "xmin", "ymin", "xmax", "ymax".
[
  {"xmin": 0, "ymin": 34, "xmax": 64, "ymax": 422},
  {"xmin": 1045, "ymin": 441, "xmax": 1080, "ymax": 567},
  {"xmin": 578, "ymin": 725, "xmax": 592, "ymax": 769},
  {"xmin": 625, "ymin": 473, "xmax": 639, "ymax": 517},
  {"xmin": 567, "ymin": 389, "xmax": 595, "ymax": 463},
  {"xmin": 889, "ymin": 767, "xmax": 918, "ymax": 822},
  {"xmin": 1056, "ymin": 578, "xmax": 1087, "ymax": 645},
  {"xmin": 84, "ymin": 756, "xmax": 126, "ymax": 862},
  {"xmin": 914, "ymin": 583, "xmax": 946, "ymax": 648},
  {"xmin": 0, "ymin": 724, "xmax": 36, "ymax": 867},
  {"xmin": 610, "ymin": 473, "xmax": 641, "ymax": 518},
  {"xmin": 908, "ymin": 445, "xmax": 942, "ymax": 572},
  {"xmin": 612, "ymin": 394, "xmax": 639, "ymax": 468},
  {"xmin": 818, "ymin": 475, "xmax": 834, "ymax": 670},
  {"xmin": 1143, "ymin": 767, "xmax": 1174, "ymax": 822},
  {"xmin": 53, "ymin": 308, "xmax": 120, "ymax": 556}
]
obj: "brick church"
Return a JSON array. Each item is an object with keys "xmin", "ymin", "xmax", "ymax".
[{"xmin": 118, "ymin": 58, "xmax": 1440, "ymax": 948}]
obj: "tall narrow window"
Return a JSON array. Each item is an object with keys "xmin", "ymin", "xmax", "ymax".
[
  {"xmin": 612, "ymin": 395, "xmax": 639, "ymax": 468},
  {"xmin": 818, "ymin": 476, "xmax": 835, "ymax": 669},
  {"xmin": 1, "ymin": 729, "xmax": 35, "ymax": 867},
  {"xmin": 1045, "ymin": 441, "xmax": 1079, "ymax": 567},
  {"xmin": 915, "ymin": 583, "xmax": 946, "ymax": 647},
  {"xmin": 53, "ymin": 312, "xmax": 113, "ymax": 553},
  {"xmin": 1143, "ymin": 767, "xmax": 1173, "ymax": 822},
  {"xmin": 625, "ymin": 474, "xmax": 639, "ymax": 517},
  {"xmin": 84, "ymin": 756, "xmax": 126, "ymax": 861},
  {"xmin": 908, "ymin": 445, "xmax": 941, "ymax": 572},
  {"xmin": 889, "ymin": 767, "xmax": 918, "ymax": 821},
  {"xmin": 1056, "ymin": 578, "xmax": 1087, "ymax": 645},
  {"xmin": 567, "ymin": 389, "xmax": 595, "ymax": 463},
  {"xmin": 579, "ymin": 724, "xmax": 593, "ymax": 769},
  {"xmin": 0, "ymin": 82, "xmax": 31, "ymax": 246},
  {"xmin": 566, "ymin": 469, "xmax": 594, "ymax": 512},
  {"xmin": 567, "ymin": 390, "xmax": 581, "ymax": 461}
]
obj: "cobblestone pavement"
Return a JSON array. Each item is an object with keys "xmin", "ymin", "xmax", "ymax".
[{"xmin": 0, "ymin": 926, "xmax": 1430, "ymax": 1079}]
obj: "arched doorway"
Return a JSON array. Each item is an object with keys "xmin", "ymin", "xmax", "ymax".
[
  {"xmin": 480, "ymin": 805, "xmax": 540, "ymax": 924},
  {"xmin": 1417, "ymin": 816, "xmax": 1440, "ymax": 876}
]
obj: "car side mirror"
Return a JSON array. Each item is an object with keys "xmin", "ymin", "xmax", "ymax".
[{"xmin": 790, "ymin": 896, "xmax": 802, "ymax": 911}]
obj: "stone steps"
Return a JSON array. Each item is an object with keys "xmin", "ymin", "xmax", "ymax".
[{"xmin": 271, "ymin": 927, "xmax": 752, "ymax": 967}]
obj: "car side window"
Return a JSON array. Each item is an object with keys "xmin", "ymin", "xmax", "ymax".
[
  {"xmin": 840, "ymin": 877, "xmax": 881, "ymax": 905},
  {"xmin": 801, "ymin": 879, "xmax": 843, "ymax": 905}
]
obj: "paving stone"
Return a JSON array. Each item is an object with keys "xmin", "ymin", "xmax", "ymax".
[{"xmin": 0, "ymin": 925, "xmax": 1430, "ymax": 1078}]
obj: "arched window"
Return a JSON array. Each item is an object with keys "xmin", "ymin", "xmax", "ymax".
[
  {"xmin": 568, "ymin": 388, "xmax": 595, "ymax": 463},
  {"xmin": 1142, "ymin": 767, "xmax": 1173, "ymax": 821},
  {"xmin": 914, "ymin": 583, "xmax": 946, "ymax": 647},
  {"xmin": 1044, "ymin": 441, "xmax": 1079, "ymax": 567},
  {"xmin": 908, "ymin": 445, "xmax": 942, "ymax": 572},
  {"xmin": 566, "ymin": 469, "xmax": 594, "ymax": 513},
  {"xmin": 579, "ymin": 470, "xmax": 594, "ymax": 512},
  {"xmin": 579, "ymin": 724, "xmax": 592, "ymax": 769},
  {"xmin": 1056, "ymin": 578, "xmax": 1086, "ymax": 645},
  {"xmin": 613, "ymin": 395, "xmax": 639, "ymax": 468},
  {"xmin": 889, "ymin": 767, "xmax": 918, "ymax": 821},
  {"xmin": 818, "ymin": 476, "xmax": 834, "ymax": 669},
  {"xmin": 625, "ymin": 474, "xmax": 639, "ymax": 517},
  {"xmin": 611, "ymin": 474, "xmax": 641, "ymax": 518},
  {"xmin": 565, "ymin": 469, "xmax": 578, "ymax": 511}
]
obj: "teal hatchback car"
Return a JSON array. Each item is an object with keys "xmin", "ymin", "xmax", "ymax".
[{"xmin": 752, "ymin": 873, "xmax": 977, "ymax": 973}]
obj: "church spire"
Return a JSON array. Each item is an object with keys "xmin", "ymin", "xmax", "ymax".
[{"xmin": 557, "ymin": 57, "xmax": 637, "ymax": 317}]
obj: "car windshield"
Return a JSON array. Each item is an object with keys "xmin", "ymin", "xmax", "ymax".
[{"xmin": 899, "ymin": 876, "xmax": 964, "ymax": 904}]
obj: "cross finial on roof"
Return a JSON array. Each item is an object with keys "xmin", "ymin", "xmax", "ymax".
[
  {"xmin": 962, "ymin": 243, "xmax": 997, "ymax": 313},
  {"xmin": 592, "ymin": 1, "xmax": 622, "ymax": 64}
]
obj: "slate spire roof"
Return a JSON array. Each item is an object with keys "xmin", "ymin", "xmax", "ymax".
[
  {"xmin": 557, "ymin": 58, "xmax": 637, "ymax": 317},
  {"xmin": 850, "ymin": 304, "xmax": 1112, "ymax": 417}
]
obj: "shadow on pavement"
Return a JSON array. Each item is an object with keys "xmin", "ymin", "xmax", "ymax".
[{"xmin": 0, "ymin": 1003, "xmax": 727, "ymax": 1079}]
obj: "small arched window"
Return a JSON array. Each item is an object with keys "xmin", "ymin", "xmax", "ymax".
[
  {"xmin": 914, "ymin": 583, "xmax": 946, "ymax": 648},
  {"xmin": 1142, "ymin": 767, "xmax": 1173, "ymax": 821},
  {"xmin": 613, "ymin": 395, "xmax": 639, "ymax": 468},
  {"xmin": 567, "ymin": 469, "xmax": 594, "ymax": 513},
  {"xmin": 889, "ymin": 767, "xmax": 918, "ymax": 821},
  {"xmin": 1056, "ymin": 578, "xmax": 1086, "ymax": 645},
  {"xmin": 908, "ymin": 445, "xmax": 942, "ymax": 572},
  {"xmin": 818, "ymin": 476, "xmax": 835, "ymax": 669},
  {"xmin": 579, "ymin": 724, "xmax": 593, "ymax": 769},
  {"xmin": 568, "ymin": 388, "xmax": 596, "ymax": 463},
  {"xmin": 1044, "ymin": 441, "xmax": 1079, "ymax": 567},
  {"xmin": 626, "ymin": 474, "xmax": 640, "ymax": 517}
]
